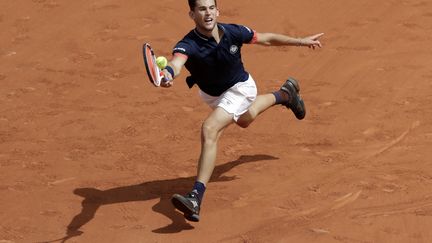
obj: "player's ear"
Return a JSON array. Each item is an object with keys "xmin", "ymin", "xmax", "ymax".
[
  {"xmin": 189, "ymin": 11, "xmax": 195, "ymax": 20},
  {"xmin": 216, "ymin": 8, "xmax": 220, "ymax": 17}
]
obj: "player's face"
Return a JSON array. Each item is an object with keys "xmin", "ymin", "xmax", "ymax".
[{"xmin": 190, "ymin": 0, "xmax": 219, "ymax": 33}]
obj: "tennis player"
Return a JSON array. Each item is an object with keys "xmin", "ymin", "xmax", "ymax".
[{"xmin": 160, "ymin": 0, "xmax": 323, "ymax": 222}]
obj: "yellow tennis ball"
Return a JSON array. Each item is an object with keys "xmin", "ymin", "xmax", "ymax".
[{"xmin": 156, "ymin": 56, "xmax": 168, "ymax": 69}]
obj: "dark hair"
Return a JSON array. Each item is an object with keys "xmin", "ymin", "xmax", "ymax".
[{"xmin": 188, "ymin": 0, "xmax": 217, "ymax": 11}]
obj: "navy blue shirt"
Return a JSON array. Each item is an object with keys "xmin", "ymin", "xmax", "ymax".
[{"xmin": 173, "ymin": 23, "xmax": 256, "ymax": 96}]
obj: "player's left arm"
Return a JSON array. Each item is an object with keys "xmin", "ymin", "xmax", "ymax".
[{"xmin": 254, "ymin": 32, "xmax": 324, "ymax": 49}]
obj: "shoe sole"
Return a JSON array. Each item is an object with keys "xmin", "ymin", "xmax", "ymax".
[
  {"xmin": 171, "ymin": 194, "xmax": 200, "ymax": 222},
  {"xmin": 281, "ymin": 77, "xmax": 306, "ymax": 120},
  {"xmin": 288, "ymin": 77, "xmax": 300, "ymax": 92}
]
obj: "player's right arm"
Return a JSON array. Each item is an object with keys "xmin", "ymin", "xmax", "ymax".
[{"xmin": 160, "ymin": 53, "xmax": 188, "ymax": 88}]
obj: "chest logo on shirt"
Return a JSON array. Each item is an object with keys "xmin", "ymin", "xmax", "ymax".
[{"xmin": 230, "ymin": 45, "xmax": 239, "ymax": 54}]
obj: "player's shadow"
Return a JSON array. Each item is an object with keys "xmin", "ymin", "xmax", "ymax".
[{"xmin": 49, "ymin": 154, "xmax": 278, "ymax": 242}]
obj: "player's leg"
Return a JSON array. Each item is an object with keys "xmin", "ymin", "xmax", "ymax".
[
  {"xmin": 172, "ymin": 107, "xmax": 234, "ymax": 222},
  {"xmin": 236, "ymin": 93, "xmax": 276, "ymax": 128},
  {"xmin": 197, "ymin": 107, "xmax": 234, "ymax": 184},
  {"xmin": 237, "ymin": 77, "xmax": 306, "ymax": 128}
]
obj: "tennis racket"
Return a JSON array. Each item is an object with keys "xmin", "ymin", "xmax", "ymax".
[{"xmin": 142, "ymin": 43, "xmax": 164, "ymax": 87}]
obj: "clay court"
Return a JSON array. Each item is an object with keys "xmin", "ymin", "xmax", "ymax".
[{"xmin": 1, "ymin": 0, "xmax": 432, "ymax": 242}]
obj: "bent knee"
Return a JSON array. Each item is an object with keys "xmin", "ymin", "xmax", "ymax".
[
  {"xmin": 236, "ymin": 120, "xmax": 251, "ymax": 128},
  {"xmin": 236, "ymin": 114, "xmax": 253, "ymax": 128}
]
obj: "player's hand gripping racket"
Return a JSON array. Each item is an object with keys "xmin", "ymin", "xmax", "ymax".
[{"xmin": 142, "ymin": 43, "xmax": 164, "ymax": 87}]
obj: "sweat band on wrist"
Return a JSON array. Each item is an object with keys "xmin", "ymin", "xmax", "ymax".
[{"xmin": 164, "ymin": 65, "xmax": 175, "ymax": 77}]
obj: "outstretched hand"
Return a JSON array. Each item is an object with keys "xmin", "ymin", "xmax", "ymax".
[
  {"xmin": 301, "ymin": 33, "xmax": 324, "ymax": 49},
  {"xmin": 160, "ymin": 69, "xmax": 174, "ymax": 88}
]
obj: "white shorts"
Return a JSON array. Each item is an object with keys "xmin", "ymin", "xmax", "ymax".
[{"xmin": 199, "ymin": 75, "xmax": 257, "ymax": 121}]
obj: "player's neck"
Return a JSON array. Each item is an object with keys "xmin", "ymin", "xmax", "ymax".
[{"xmin": 213, "ymin": 26, "xmax": 224, "ymax": 43}]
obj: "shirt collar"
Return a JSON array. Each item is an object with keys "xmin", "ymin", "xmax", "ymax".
[{"xmin": 193, "ymin": 23, "xmax": 225, "ymax": 41}]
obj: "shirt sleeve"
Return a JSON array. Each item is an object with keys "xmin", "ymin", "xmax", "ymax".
[
  {"xmin": 237, "ymin": 25, "xmax": 257, "ymax": 44},
  {"xmin": 172, "ymin": 40, "xmax": 192, "ymax": 57}
]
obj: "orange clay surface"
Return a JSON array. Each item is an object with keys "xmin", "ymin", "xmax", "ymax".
[{"xmin": 1, "ymin": 0, "xmax": 432, "ymax": 242}]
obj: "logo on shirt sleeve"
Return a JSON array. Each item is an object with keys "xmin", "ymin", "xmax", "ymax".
[{"xmin": 173, "ymin": 47, "xmax": 187, "ymax": 53}]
